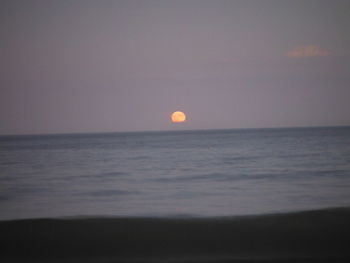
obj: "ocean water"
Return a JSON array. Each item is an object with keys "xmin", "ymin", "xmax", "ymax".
[{"xmin": 1, "ymin": 127, "xmax": 350, "ymax": 220}]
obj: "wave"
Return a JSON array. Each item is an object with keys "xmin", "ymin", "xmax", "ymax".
[
  {"xmin": 87, "ymin": 189, "xmax": 134, "ymax": 197},
  {"xmin": 154, "ymin": 172, "xmax": 232, "ymax": 183},
  {"xmin": 1, "ymin": 207, "xmax": 350, "ymax": 262}
]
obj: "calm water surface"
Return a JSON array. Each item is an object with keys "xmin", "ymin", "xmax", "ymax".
[{"xmin": 1, "ymin": 127, "xmax": 350, "ymax": 220}]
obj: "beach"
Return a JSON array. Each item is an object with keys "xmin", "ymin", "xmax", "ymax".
[
  {"xmin": 2, "ymin": 128, "xmax": 350, "ymax": 262},
  {"xmin": 2, "ymin": 207, "xmax": 350, "ymax": 262},
  {"xmin": 2, "ymin": 0, "xmax": 350, "ymax": 261}
]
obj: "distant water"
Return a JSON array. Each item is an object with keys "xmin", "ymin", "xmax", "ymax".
[{"xmin": 1, "ymin": 127, "xmax": 350, "ymax": 220}]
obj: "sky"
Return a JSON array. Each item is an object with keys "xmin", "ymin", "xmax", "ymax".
[{"xmin": 1, "ymin": 0, "xmax": 349, "ymax": 135}]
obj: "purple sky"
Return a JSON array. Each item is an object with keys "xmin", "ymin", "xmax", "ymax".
[{"xmin": 1, "ymin": 0, "xmax": 349, "ymax": 135}]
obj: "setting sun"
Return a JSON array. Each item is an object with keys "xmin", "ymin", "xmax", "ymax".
[{"xmin": 171, "ymin": 111, "xmax": 186, "ymax": 123}]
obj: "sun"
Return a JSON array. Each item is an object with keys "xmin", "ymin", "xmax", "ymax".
[{"xmin": 171, "ymin": 111, "xmax": 186, "ymax": 123}]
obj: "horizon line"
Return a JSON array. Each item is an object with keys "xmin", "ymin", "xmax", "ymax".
[{"xmin": 1, "ymin": 124, "xmax": 349, "ymax": 137}]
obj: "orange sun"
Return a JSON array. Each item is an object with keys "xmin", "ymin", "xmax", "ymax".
[{"xmin": 171, "ymin": 111, "xmax": 186, "ymax": 123}]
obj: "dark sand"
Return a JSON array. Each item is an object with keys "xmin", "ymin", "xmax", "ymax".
[{"xmin": 1, "ymin": 208, "xmax": 350, "ymax": 262}]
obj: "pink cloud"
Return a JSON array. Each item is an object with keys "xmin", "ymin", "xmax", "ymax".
[{"xmin": 286, "ymin": 45, "xmax": 331, "ymax": 58}]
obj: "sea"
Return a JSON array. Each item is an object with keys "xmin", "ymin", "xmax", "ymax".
[{"xmin": 1, "ymin": 126, "xmax": 350, "ymax": 221}]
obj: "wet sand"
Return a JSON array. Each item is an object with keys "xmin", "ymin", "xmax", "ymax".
[{"xmin": 1, "ymin": 208, "xmax": 350, "ymax": 262}]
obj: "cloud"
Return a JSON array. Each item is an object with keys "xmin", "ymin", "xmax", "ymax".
[{"xmin": 286, "ymin": 45, "xmax": 331, "ymax": 58}]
